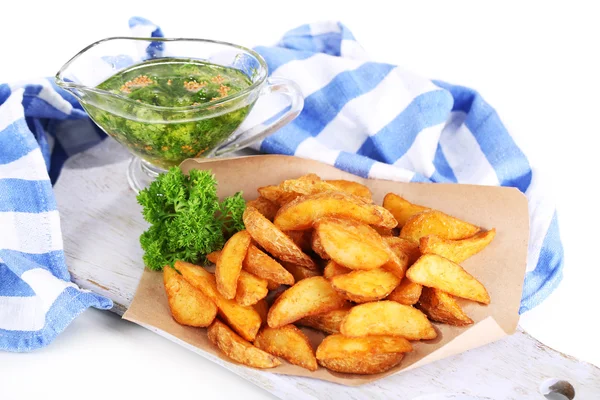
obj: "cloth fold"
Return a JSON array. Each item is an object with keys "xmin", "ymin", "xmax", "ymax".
[{"xmin": 0, "ymin": 17, "xmax": 563, "ymax": 352}]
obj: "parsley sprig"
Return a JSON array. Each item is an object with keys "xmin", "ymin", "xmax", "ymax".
[{"xmin": 137, "ymin": 167, "xmax": 246, "ymax": 271}]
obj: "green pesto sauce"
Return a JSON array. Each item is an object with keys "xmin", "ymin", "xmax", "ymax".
[{"xmin": 89, "ymin": 58, "xmax": 253, "ymax": 168}]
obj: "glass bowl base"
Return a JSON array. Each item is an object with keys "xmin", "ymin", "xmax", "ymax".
[{"xmin": 127, "ymin": 157, "xmax": 166, "ymax": 193}]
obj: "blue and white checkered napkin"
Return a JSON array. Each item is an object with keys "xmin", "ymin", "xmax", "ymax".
[{"xmin": 0, "ymin": 18, "xmax": 563, "ymax": 352}]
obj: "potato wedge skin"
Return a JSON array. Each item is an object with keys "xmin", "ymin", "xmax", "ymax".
[
  {"xmin": 164, "ymin": 266, "xmax": 217, "ymax": 327},
  {"xmin": 235, "ymin": 271, "xmax": 268, "ymax": 306},
  {"xmin": 406, "ymin": 254, "xmax": 490, "ymax": 304},
  {"xmin": 257, "ymin": 185, "xmax": 299, "ymax": 206},
  {"xmin": 247, "ymin": 196, "xmax": 279, "ymax": 221},
  {"xmin": 316, "ymin": 334, "xmax": 412, "ymax": 359},
  {"xmin": 330, "ymin": 268, "xmax": 401, "ymax": 303},
  {"xmin": 384, "ymin": 236, "xmax": 421, "ymax": 265},
  {"xmin": 417, "ymin": 287, "xmax": 473, "ymax": 326},
  {"xmin": 208, "ymin": 320, "xmax": 281, "ymax": 369},
  {"xmin": 296, "ymin": 305, "xmax": 351, "ymax": 334},
  {"xmin": 243, "ymin": 244, "xmax": 295, "ymax": 286},
  {"xmin": 318, "ymin": 352, "xmax": 404, "ymax": 375},
  {"xmin": 400, "ymin": 210, "xmax": 480, "ymax": 242},
  {"xmin": 206, "ymin": 250, "xmax": 221, "ymax": 264},
  {"xmin": 176, "ymin": 261, "xmax": 261, "ymax": 341},
  {"xmin": 311, "ymin": 230, "xmax": 330, "ymax": 260},
  {"xmin": 325, "ymin": 180, "xmax": 372, "ymax": 200},
  {"xmin": 284, "ymin": 230, "xmax": 313, "ymax": 253},
  {"xmin": 274, "ymin": 192, "xmax": 397, "ymax": 231},
  {"xmin": 383, "ymin": 193, "xmax": 430, "ymax": 227},
  {"xmin": 382, "ymin": 239, "xmax": 410, "ymax": 279},
  {"xmin": 315, "ymin": 217, "xmax": 390, "ymax": 270},
  {"xmin": 387, "ymin": 279, "xmax": 423, "ymax": 305},
  {"xmin": 216, "ymin": 230, "xmax": 252, "ymax": 300},
  {"xmin": 253, "ymin": 299, "xmax": 269, "ymax": 326},
  {"xmin": 281, "ymin": 175, "xmax": 340, "ymax": 197},
  {"xmin": 323, "ymin": 260, "xmax": 351, "ymax": 279},
  {"xmin": 281, "ymin": 261, "xmax": 322, "ymax": 282},
  {"xmin": 267, "ymin": 276, "xmax": 347, "ymax": 328},
  {"xmin": 340, "ymin": 301, "xmax": 436, "ymax": 340},
  {"xmin": 419, "ymin": 229, "xmax": 496, "ymax": 264},
  {"xmin": 243, "ymin": 206, "xmax": 316, "ymax": 269},
  {"xmin": 254, "ymin": 325, "xmax": 318, "ymax": 371}
]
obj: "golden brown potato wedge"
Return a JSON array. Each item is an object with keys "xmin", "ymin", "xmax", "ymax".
[
  {"xmin": 373, "ymin": 226, "xmax": 394, "ymax": 237},
  {"xmin": 284, "ymin": 230, "xmax": 313, "ymax": 253},
  {"xmin": 310, "ymin": 230, "xmax": 330, "ymax": 259},
  {"xmin": 325, "ymin": 179, "xmax": 372, "ymax": 200},
  {"xmin": 267, "ymin": 281, "xmax": 280, "ymax": 291},
  {"xmin": 257, "ymin": 185, "xmax": 299, "ymax": 206},
  {"xmin": 384, "ymin": 236, "xmax": 421, "ymax": 265},
  {"xmin": 254, "ymin": 325, "xmax": 318, "ymax": 371},
  {"xmin": 164, "ymin": 266, "xmax": 217, "ymax": 327},
  {"xmin": 274, "ymin": 192, "xmax": 397, "ymax": 231},
  {"xmin": 317, "ymin": 334, "xmax": 412, "ymax": 360},
  {"xmin": 253, "ymin": 299, "xmax": 269, "ymax": 326},
  {"xmin": 386, "ymin": 279, "xmax": 423, "ymax": 305},
  {"xmin": 406, "ymin": 254, "xmax": 490, "ymax": 304},
  {"xmin": 318, "ymin": 352, "xmax": 404, "ymax": 375},
  {"xmin": 315, "ymin": 217, "xmax": 390, "ymax": 270},
  {"xmin": 246, "ymin": 196, "xmax": 280, "ymax": 221},
  {"xmin": 330, "ymin": 268, "xmax": 401, "ymax": 303},
  {"xmin": 296, "ymin": 305, "xmax": 351, "ymax": 334},
  {"xmin": 176, "ymin": 261, "xmax": 261, "ymax": 341},
  {"xmin": 323, "ymin": 260, "xmax": 351, "ymax": 279},
  {"xmin": 400, "ymin": 210, "xmax": 480, "ymax": 242},
  {"xmin": 281, "ymin": 261, "xmax": 322, "ymax": 282},
  {"xmin": 267, "ymin": 276, "xmax": 347, "ymax": 328},
  {"xmin": 383, "ymin": 193, "xmax": 430, "ymax": 227},
  {"xmin": 419, "ymin": 229, "xmax": 496, "ymax": 264},
  {"xmin": 243, "ymin": 206, "xmax": 316, "ymax": 269},
  {"xmin": 340, "ymin": 301, "xmax": 436, "ymax": 340},
  {"xmin": 235, "ymin": 271, "xmax": 268, "ymax": 306},
  {"xmin": 281, "ymin": 175, "xmax": 340, "ymax": 196},
  {"xmin": 208, "ymin": 320, "xmax": 281, "ymax": 369},
  {"xmin": 216, "ymin": 230, "xmax": 252, "ymax": 300},
  {"xmin": 382, "ymin": 239, "xmax": 410, "ymax": 279},
  {"xmin": 243, "ymin": 245, "xmax": 295, "ymax": 286},
  {"xmin": 417, "ymin": 287, "xmax": 473, "ymax": 326},
  {"xmin": 206, "ymin": 250, "xmax": 221, "ymax": 264}
]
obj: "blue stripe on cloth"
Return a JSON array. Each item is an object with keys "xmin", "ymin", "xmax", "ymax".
[
  {"xmin": 48, "ymin": 136, "xmax": 68, "ymax": 184},
  {"xmin": 410, "ymin": 173, "xmax": 431, "ymax": 183},
  {"xmin": 340, "ymin": 24, "xmax": 356, "ymax": 40},
  {"xmin": 0, "ymin": 286, "xmax": 112, "ymax": 352},
  {"xmin": 0, "ymin": 120, "xmax": 41, "ymax": 165},
  {"xmin": 260, "ymin": 62, "xmax": 395, "ymax": 154},
  {"xmin": 434, "ymin": 80, "xmax": 532, "ymax": 192},
  {"xmin": 0, "ymin": 250, "xmax": 71, "ymax": 282},
  {"xmin": 334, "ymin": 152, "xmax": 375, "ymax": 178},
  {"xmin": 254, "ymin": 46, "xmax": 315, "ymax": 73},
  {"xmin": 520, "ymin": 212, "xmax": 564, "ymax": 313},
  {"xmin": 282, "ymin": 33, "xmax": 343, "ymax": 56},
  {"xmin": 0, "ymin": 264, "xmax": 35, "ymax": 296},
  {"xmin": 431, "ymin": 143, "xmax": 458, "ymax": 183},
  {"xmin": 0, "ymin": 179, "xmax": 56, "ymax": 213},
  {"xmin": 29, "ymin": 118, "xmax": 52, "ymax": 171},
  {"xmin": 45, "ymin": 78, "xmax": 85, "ymax": 111},
  {"xmin": 357, "ymin": 89, "xmax": 454, "ymax": 163},
  {"xmin": 0, "ymin": 83, "xmax": 10, "ymax": 103}
]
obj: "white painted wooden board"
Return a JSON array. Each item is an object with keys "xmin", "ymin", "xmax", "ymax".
[{"xmin": 54, "ymin": 138, "xmax": 600, "ymax": 399}]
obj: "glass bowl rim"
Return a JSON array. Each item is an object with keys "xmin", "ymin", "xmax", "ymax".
[{"xmin": 55, "ymin": 36, "xmax": 269, "ymax": 112}]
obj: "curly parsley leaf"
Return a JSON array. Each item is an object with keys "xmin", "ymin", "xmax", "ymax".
[{"xmin": 137, "ymin": 167, "xmax": 245, "ymax": 271}]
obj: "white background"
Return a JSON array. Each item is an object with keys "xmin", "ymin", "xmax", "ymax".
[{"xmin": 1, "ymin": 1, "xmax": 599, "ymax": 399}]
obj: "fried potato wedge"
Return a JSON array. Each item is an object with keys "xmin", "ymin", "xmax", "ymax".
[
  {"xmin": 310, "ymin": 230, "xmax": 330, "ymax": 259},
  {"xmin": 208, "ymin": 320, "xmax": 281, "ymax": 369},
  {"xmin": 373, "ymin": 226, "xmax": 394, "ymax": 237},
  {"xmin": 296, "ymin": 305, "xmax": 351, "ymax": 334},
  {"xmin": 243, "ymin": 206, "xmax": 316, "ymax": 269},
  {"xmin": 315, "ymin": 217, "xmax": 390, "ymax": 270},
  {"xmin": 419, "ymin": 229, "xmax": 496, "ymax": 264},
  {"xmin": 340, "ymin": 301, "xmax": 436, "ymax": 340},
  {"xmin": 267, "ymin": 276, "xmax": 347, "ymax": 328},
  {"xmin": 387, "ymin": 279, "xmax": 423, "ymax": 305},
  {"xmin": 246, "ymin": 196, "xmax": 279, "ymax": 221},
  {"xmin": 330, "ymin": 268, "xmax": 401, "ymax": 303},
  {"xmin": 281, "ymin": 175, "xmax": 340, "ymax": 196},
  {"xmin": 400, "ymin": 210, "xmax": 480, "ymax": 242},
  {"xmin": 384, "ymin": 236, "xmax": 421, "ymax": 265},
  {"xmin": 281, "ymin": 261, "xmax": 322, "ymax": 282},
  {"xmin": 206, "ymin": 250, "xmax": 221, "ymax": 264},
  {"xmin": 274, "ymin": 192, "xmax": 397, "ymax": 231},
  {"xmin": 254, "ymin": 325, "xmax": 318, "ymax": 371},
  {"xmin": 176, "ymin": 261, "xmax": 261, "ymax": 341},
  {"xmin": 267, "ymin": 281, "xmax": 280, "ymax": 291},
  {"xmin": 164, "ymin": 266, "xmax": 217, "ymax": 327},
  {"xmin": 417, "ymin": 287, "xmax": 473, "ymax": 326},
  {"xmin": 323, "ymin": 260, "xmax": 351, "ymax": 279},
  {"xmin": 243, "ymin": 244, "xmax": 295, "ymax": 286},
  {"xmin": 383, "ymin": 193, "xmax": 430, "ymax": 227},
  {"xmin": 216, "ymin": 230, "xmax": 252, "ymax": 300},
  {"xmin": 257, "ymin": 185, "xmax": 299, "ymax": 206},
  {"xmin": 326, "ymin": 179, "xmax": 372, "ymax": 200},
  {"xmin": 253, "ymin": 299, "xmax": 269, "ymax": 326},
  {"xmin": 284, "ymin": 230, "xmax": 313, "ymax": 253},
  {"xmin": 318, "ymin": 352, "xmax": 405, "ymax": 375},
  {"xmin": 382, "ymin": 238, "xmax": 410, "ymax": 279},
  {"xmin": 235, "ymin": 271, "xmax": 268, "ymax": 306},
  {"xmin": 317, "ymin": 334, "xmax": 412, "ymax": 360},
  {"xmin": 406, "ymin": 254, "xmax": 490, "ymax": 304}
]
